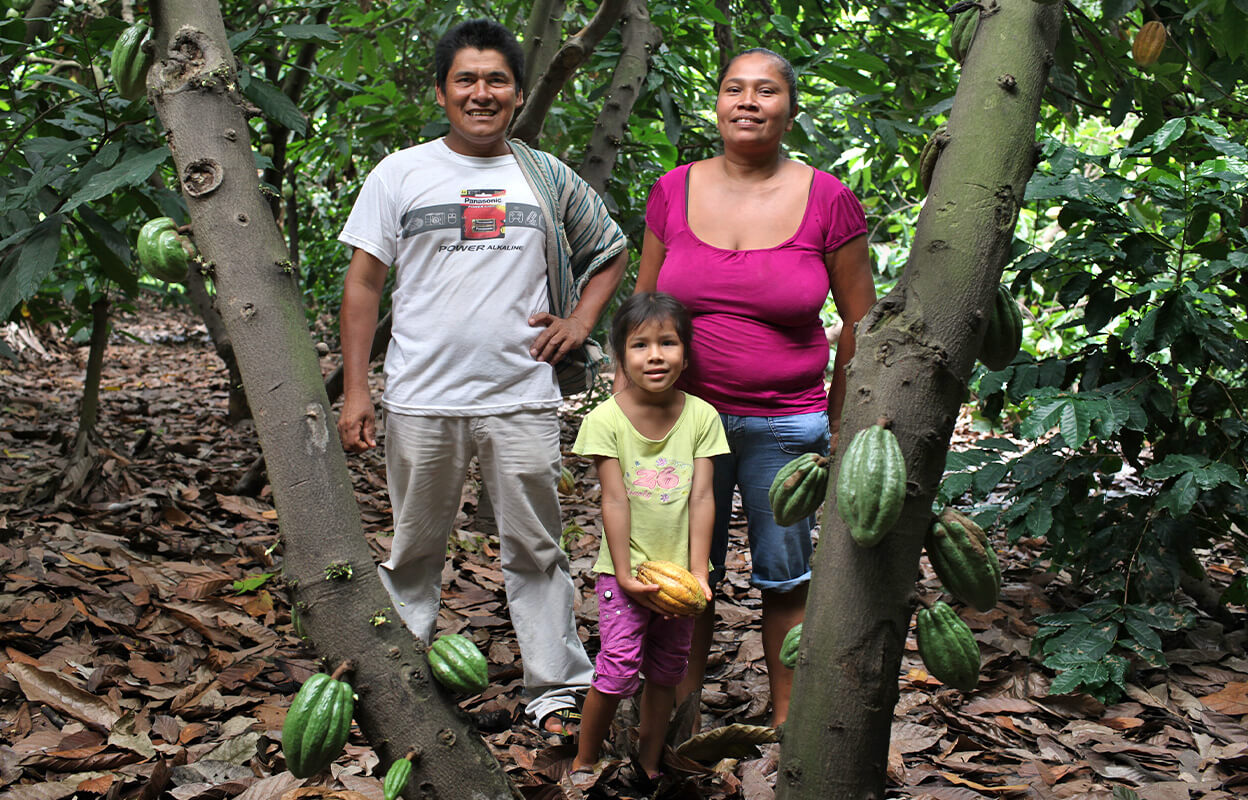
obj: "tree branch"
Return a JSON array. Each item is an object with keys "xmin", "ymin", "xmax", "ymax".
[
  {"xmin": 510, "ymin": 0, "xmax": 628, "ymax": 144},
  {"xmin": 521, "ymin": 0, "xmax": 566, "ymax": 96},
  {"xmin": 576, "ymin": 0, "xmax": 660, "ymax": 196}
]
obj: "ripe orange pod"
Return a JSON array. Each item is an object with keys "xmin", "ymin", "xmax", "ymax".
[{"xmin": 1132, "ymin": 20, "xmax": 1166, "ymax": 67}]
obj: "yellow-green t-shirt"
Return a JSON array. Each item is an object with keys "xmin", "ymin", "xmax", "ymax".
[{"xmin": 572, "ymin": 392, "xmax": 730, "ymax": 576}]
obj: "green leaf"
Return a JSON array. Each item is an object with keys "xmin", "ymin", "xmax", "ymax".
[
  {"xmin": 72, "ymin": 209, "xmax": 139, "ymax": 296},
  {"xmin": 275, "ymin": 24, "xmax": 341, "ymax": 43},
  {"xmin": 0, "ymin": 215, "xmax": 64, "ymax": 320},
  {"xmin": 60, "ymin": 148, "xmax": 171, "ymax": 216},
  {"xmin": 232, "ymin": 572, "xmax": 276, "ymax": 594},
  {"xmin": 242, "ymin": 75, "xmax": 308, "ymax": 136}
]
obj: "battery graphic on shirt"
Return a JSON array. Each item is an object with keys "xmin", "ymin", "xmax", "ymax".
[{"xmin": 460, "ymin": 189, "xmax": 506, "ymax": 240}]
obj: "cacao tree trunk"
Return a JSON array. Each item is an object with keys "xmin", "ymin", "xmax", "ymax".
[
  {"xmin": 776, "ymin": 2, "xmax": 1063, "ymax": 797},
  {"xmin": 147, "ymin": 3, "xmax": 515, "ymax": 797},
  {"xmin": 182, "ymin": 268, "xmax": 250, "ymax": 422}
]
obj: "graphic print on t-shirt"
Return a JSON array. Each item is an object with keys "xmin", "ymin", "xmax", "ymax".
[
  {"xmin": 398, "ymin": 189, "xmax": 545, "ymax": 242},
  {"xmin": 624, "ymin": 457, "xmax": 693, "ymax": 504}
]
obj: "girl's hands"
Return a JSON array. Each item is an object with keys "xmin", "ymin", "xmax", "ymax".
[
  {"xmin": 616, "ymin": 573, "xmax": 667, "ymax": 615},
  {"xmin": 692, "ymin": 571, "xmax": 713, "ymax": 604}
]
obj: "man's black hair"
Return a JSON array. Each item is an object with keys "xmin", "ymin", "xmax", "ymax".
[
  {"xmin": 719, "ymin": 47, "xmax": 799, "ymax": 117},
  {"xmin": 609, "ymin": 292, "xmax": 694, "ymax": 365},
  {"xmin": 435, "ymin": 19, "xmax": 525, "ymax": 91}
]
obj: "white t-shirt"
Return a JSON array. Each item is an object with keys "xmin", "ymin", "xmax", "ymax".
[{"xmin": 339, "ymin": 139, "xmax": 561, "ymax": 415}]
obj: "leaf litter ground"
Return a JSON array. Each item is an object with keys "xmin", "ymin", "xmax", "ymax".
[{"xmin": 1, "ymin": 299, "xmax": 1246, "ymax": 800}]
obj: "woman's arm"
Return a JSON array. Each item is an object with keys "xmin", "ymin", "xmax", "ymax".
[
  {"xmin": 688, "ymin": 456, "xmax": 716, "ymax": 601},
  {"xmin": 634, "ymin": 227, "xmax": 667, "ymax": 294},
  {"xmin": 825, "ymin": 234, "xmax": 877, "ymax": 453},
  {"xmin": 595, "ymin": 456, "xmax": 662, "ymax": 609}
]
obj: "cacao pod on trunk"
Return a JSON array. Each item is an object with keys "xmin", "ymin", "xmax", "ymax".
[
  {"xmin": 925, "ymin": 508, "xmax": 1001, "ymax": 612},
  {"xmin": 978, "ymin": 284, "xmax": 1023, "ymax": 371},
  {"xmin": 916, "ymin": 601, "xmax": 980, "ymax": 691},
  {"xmin": 768, "ymin": 452, "xmax": 829, "ymax": 527},
  {"xmin": 281, "ymin": 670, "xmax": 355, "ymax": 778},
  {"xmin": 836, "ymin": 424, "xmax": 906, "ymax": 548}
]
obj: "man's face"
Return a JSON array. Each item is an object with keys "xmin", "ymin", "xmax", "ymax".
[{"xmin": 436, "ymin": 47, "xmax": 522, "ymax": 158}]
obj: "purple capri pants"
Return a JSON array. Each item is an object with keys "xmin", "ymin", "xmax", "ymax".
[{"xmin": 592, "ymin": 575, "xmax": 695, "ymax": 697}]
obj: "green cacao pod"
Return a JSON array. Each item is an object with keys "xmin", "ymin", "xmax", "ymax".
[
  {"xmin": 136, "ymin": 217, "xmax": 195, "ymax": 282},
  {"xmin": 1132, "ymin": 21, "xmax": 1166, "ymax": 67},
  {"xmin": 836, "ymin": 425, "xmax": 906, "ymax": 548},
  {"xmin": 978, "ymin": 284, "xmax": 1023, "ymax": 370},
  {"xmin": 925, "ymin": 508, "xmax": 1001, "ymax": 612},
  {"xmin": 110, "ymin": 21, "xmax": 152, "ymax": 101},
  {"xmin": 383, "ymin": 754, "xmax": 414, "ymax": 800},
  {"xmin": 427, "ymin": 633, "xmax": 489, "ymax": 694},
  {"xmin": 916, "ymin": 600, "xmax": 980, "ymax": 691},
  {"xmin": 779, "ymin": 622, "xmax": 802, "ymax": 669},
  {"xmin": 281, "ymin": 671, "xmax": 355, "ymax": 778},
  {"xmin": 949, "ymin": 10, "xmax": 979, "ymax": 65},
  {"xmin": 918, "ymin": 124, "xmax": 949, "ymax": 195},
  {"xmin": 768, "ymin": 452, "xmax": 829, "ymax": 527},
  {"xmin": 636, "ymin": 560, "xmax": 707, "ymax": 616}
]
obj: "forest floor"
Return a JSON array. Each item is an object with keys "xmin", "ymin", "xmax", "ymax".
[{"xmin": 1, "ymin": 296, "xmax": 1246, "ymax": 800}]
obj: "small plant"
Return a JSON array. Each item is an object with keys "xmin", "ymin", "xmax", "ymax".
[
  {"xmin": 370, "ymin": 608, "xmax": 392, "ymax": 626},
  {"xmin": 324, "ymin": 561, "xmax": 353, "ymax": 581},
  {"xmin": 1031, "ymin": 599, "xmax": 1194, "ymax": 703}
]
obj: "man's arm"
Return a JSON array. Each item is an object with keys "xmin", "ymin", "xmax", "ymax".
[
  {"xmin": 337, "ymin": 248, "xmax": 390, "ymax": 452},
  {"xmin": 528, "ymin": 248, "xmax": 627, "ymax": 363}
]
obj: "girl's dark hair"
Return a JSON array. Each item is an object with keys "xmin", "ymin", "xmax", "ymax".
[
  {"xmin": 718, "ymin": 47, "xmax": 798, "ymax": 117},
  {"xmin": 610, "ymin": 292, "xmax": 693, "ymax": 362},
  {"xmin": 435, "ymin": 19, "xmax": 525, "ymax": 91}
]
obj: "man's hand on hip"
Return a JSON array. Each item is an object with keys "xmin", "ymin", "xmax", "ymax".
[{"xmin": 528, "ymin": 312, "xmax": 588, "ymax": 364}]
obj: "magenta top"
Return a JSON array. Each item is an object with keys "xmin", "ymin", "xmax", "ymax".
[{"xmin": 645, "ymin": 163, "xmax": 868, "ymax": 416}]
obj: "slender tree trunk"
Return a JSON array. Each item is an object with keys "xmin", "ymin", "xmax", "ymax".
[
  {"xmin": 578, "ymin": 0, "xmax": 661, "ymax": 197},
  {"xmin": 182, "ymin": 268, "xmax": 250, "ymax": 422},
  {"xmin": 234, "ymin": 312, "xmax": 392, "ymax": 497},
  {"xmin": 55, "ymin": 295, "xmax": 108, "ymax": 504},
  {"xmin": 147, "ymin": 3, "xmax": 515, "ymax": 796},
  {"xmin": 510, "ymin": 0, "xmax": 628, "ymax": 143},
  {"xmin": 522, "ymin": 0, "xmax": 566, "ymax": 96},
  {"xmin": 777, "ymin": 2, "xmax": 1063, "ymax": 797}
]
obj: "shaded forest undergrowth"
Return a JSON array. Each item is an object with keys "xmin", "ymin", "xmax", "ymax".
[{"xmin": 1, "ymin": 298, "xmax": 1246, "ymax": 800}]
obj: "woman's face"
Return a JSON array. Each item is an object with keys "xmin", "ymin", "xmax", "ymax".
[{"xmin": 716, "ymin": 53, "xmax": 794, "ymax": 152}]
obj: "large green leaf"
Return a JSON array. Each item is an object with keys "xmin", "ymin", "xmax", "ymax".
[
  {"xmin": 0, "ymin": 215, "xmax": 64, "ymax": 320},
  {"xmin": 60, "ymin": 148, "xmax": 170, "ymax": 216}
]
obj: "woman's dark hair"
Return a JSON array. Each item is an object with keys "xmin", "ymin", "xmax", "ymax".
[
  {"xmin": 610, "ymin": 292, "xmax": 693, "ymax": 362},
  {"xmin": 435, "ymin": 19, "xmax": 525, "ymax": 91},
  {"xmin": 718, "ymin": 47, "xmax": 798, "ymax": 117}
]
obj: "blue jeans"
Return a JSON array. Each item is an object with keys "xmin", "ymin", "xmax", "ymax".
[{"xmin": 711, "ymin": 411, "xmax": 831, "ymax": 592}]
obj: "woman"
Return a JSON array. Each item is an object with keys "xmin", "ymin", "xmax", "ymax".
[{"xmin": 634, "ymin": 48, "xmax": 877, "ymax": 726}]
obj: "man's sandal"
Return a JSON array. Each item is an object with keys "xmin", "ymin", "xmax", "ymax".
[{"xmin": 540, "ymin": 707, "xmax": 581, "ymax": 743}]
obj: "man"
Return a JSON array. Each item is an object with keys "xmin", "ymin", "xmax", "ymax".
[{"xmin": 336, "ymin": 19, "xmax": 627, "ymax": 739}]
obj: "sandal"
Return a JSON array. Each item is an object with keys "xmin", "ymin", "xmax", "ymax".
[{"xmin": 540, "ymin": 706, "xmax": 582, "ymax": 743}]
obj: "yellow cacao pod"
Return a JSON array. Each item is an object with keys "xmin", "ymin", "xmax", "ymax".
[
  {"xmin": 1132, "ymin": 21, "xmax": 1166, "ymax": 67},
  {"xmin": 635, "ymin": 560, "xmax": 706, "ymax": 616}
]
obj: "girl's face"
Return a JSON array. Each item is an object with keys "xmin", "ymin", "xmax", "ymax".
[
  {"xmin": 623, "ymin": 318, "xmax": 687, "ymax": 396},
  {"xmin": 716, "ymin": 53, "xmax": 794, "ymax": 151}
]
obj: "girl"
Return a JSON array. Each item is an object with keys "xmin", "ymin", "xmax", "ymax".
[{"xmin": 570, "ymin": 292, "xmax": 729, "ymax": 779}]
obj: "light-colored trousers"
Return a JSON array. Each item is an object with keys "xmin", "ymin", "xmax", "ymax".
[{"xmin": 380, "ymin": 409, "xmax": 592, "ymax": 723}]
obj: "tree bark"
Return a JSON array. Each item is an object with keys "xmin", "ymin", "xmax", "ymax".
[
  {"xmin": 234, "ymin": 312, "xmax": 392, "ymax": 497},
  {"xmin": 182, "ymin": 267, "xmax": 250, "ymax": 422},
  {"xmin": 522, "ymin": 0, "xmax": 566, "ymax": 97},
  {"xmin": 776, "ymin": 2, "xmax": 1063, "ymax": 798},
  {"xmin": 510, "ymin": 0, "xmax": 628, "ymax": 143},
  {"xmin": 577, "ymin": 0, "xmax": 661, "ymax": 197},
  {"xmin": 147, "ymin": 3, "xmax": 516, "ymax": 797}
]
